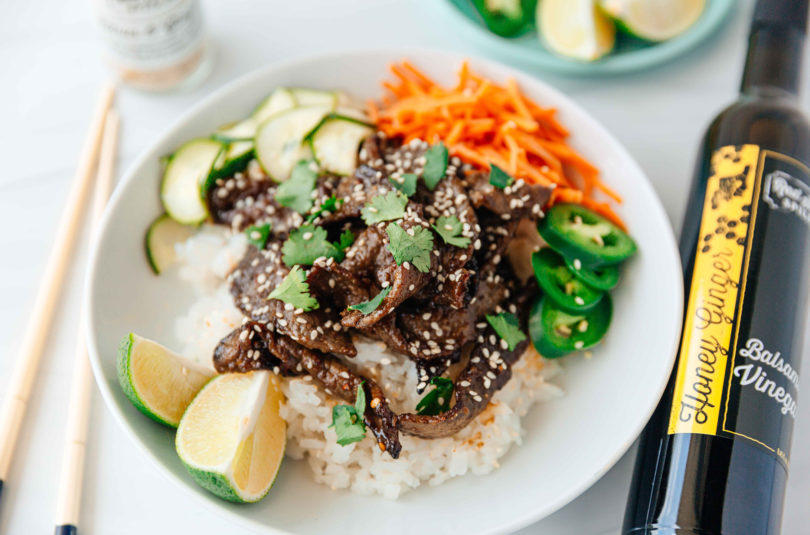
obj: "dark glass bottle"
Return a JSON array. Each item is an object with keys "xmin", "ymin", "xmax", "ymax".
[{"xmin": 623, "ymin": 1, "xmax": 810, "ymax": 534}]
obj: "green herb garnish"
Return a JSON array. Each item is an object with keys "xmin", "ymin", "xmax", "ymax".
[
  {"xmin": 336, "ymin": 228, "xmax": 355, "ymax": 253},
  {"xmin": 423, "ymin": 142, "xmax": 448, "ymax": 190},
  {"xmin": 386, "ymin": 222, "xmax": 433, "ymax": 273},
  {"xmin": 268, "ymin": 266, "xmax": 319, "ymax": 311},
  {"xmin": 275, "ymin": 160, "xmax": 317, "ymax": 214},
  {"xmin": 432, "ymin": 215, "xmax": 470, "ymax": 248},
  {"xmin": 347, "ymin": 287, "xmax": 391, "ymax": 315},
  {"xmin": 361, "ymin": 190, "xmax": 408, "ymax": 225},
  {"xmin": 306, "ymin": 195, "xmax": 341, "ymax": 223},
  {"xmin": 329, "ymin": 383, "xmax": 367, "ymax": 446},
  {"xmin": 390, "ymin": 173, "xmax": 418, "ymax": 197},
  {"xmin": 486, "ymin": 312, "xmax": 526, "ymax": 351},
  {"xmin": 489, "ymin": 164, "xmax": 513, "ymax": 189},
  {"xmin": 245, "ymin": 223, "xmax": 272, "ymax": 249},
  {"xmin": 415, "ymin": 377, "xmax": 454, "ymax": 416},
  {"xmin": 282, "ymin": 225, "xmax": 339, "ymax": 266}
]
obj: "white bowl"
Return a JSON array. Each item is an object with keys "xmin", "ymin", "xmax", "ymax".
[{"xmin": 86, "ymin": 49, "xmax": 683, "ymax": 535}]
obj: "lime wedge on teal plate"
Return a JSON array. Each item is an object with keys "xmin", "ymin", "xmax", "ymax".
[
  {"xmin": 538, "ymin": 0, "xmax": 616, "ymax": 61},
  {"xmin": 600, "ymin": 0, "xmax": 706, "ymax": 42},
  {"xmin": 439, "ymin": 0, "xmax": 733, "ymax": 75}
]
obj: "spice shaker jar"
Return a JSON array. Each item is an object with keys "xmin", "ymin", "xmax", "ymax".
[{"xmin": 93, "ymin": 0, "xmax": 213, "ymax": 91}]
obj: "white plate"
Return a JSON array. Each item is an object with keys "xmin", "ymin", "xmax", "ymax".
[{"xmin": 86, "ymin": 49, "xmax": 683, "ymax": 535}]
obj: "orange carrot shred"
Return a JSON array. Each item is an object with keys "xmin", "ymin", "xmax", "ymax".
[{"xmin": 369, "ymin": 61, "xmax": 624, "ymax": 228}]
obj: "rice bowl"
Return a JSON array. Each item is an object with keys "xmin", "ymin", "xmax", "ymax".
[{"xmin": 86, "ymin": 49, "xmax": 682, "ymax": 535}]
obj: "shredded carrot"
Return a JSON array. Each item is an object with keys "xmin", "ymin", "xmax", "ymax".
[{"xmin": 369, "ymin": 60, "xmax": 625, "ymax": 227}]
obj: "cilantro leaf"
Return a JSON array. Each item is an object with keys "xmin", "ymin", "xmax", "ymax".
[
  {"xmin": 486, "ymin": 312, "xmax": 527, "ymax": 351},
  {"xmin": 268, "ymin": 266, "xmax": 319, "ymax": 311},
  {"xmin": 306, "ymin": 195, "xmax": 340, "ymax": 223},
  {"xmin": 336, "ymin": 228, "xmax": 355, "ymax": 252},
  {"xmin": 386, "ymin": 222, "xmax": 433, "ymax": 273},
  {"xmin": 432, "ymin": 215, "xmax": 471, "ymax": 248},
  {"xmin": 347, "ymin": 287, "xmax": 391, "ymax": 315},
  {"xmin": 489, "ymin": 164, "xmax": 513, "ymax": 189},
  {"xmin": 330, "ymin": 406, "xmax": 366, "ymax": 446},
  {"xmin": 245, "ymin": 223, "xmax": 271, "ymax": 249},
  {"xmin": 354, "ymin": 382, "xmax": 366, "ymax": 416},
  {"xmin": 282, "ymin": 225, "xmax": 339, "ymax": 266},
  {"xmin": 275, "ymin": 160, "xmax": 317, "ymax": 214},
  {"xmin": 361, "ymin": 190, "xmax": 408, "ymax": 225},
  {"xmin": 390, "ymin": 173, "xmax": 418, "ymax": 197},
  {"xmin": 415, "ymin": 377, "xmax": 454, "ymax": 416},
  {"xmin": 329, "ymin": 384, "xmax": 367, "ymax": 446},
  {"xmin": 423, "ymin": 142, "xmax": 448, "ymax": 190}
]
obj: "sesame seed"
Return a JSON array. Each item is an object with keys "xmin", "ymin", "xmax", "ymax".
[{"xmin": 575, "ymin": 341, "xmax": 585, "ymax": 349}]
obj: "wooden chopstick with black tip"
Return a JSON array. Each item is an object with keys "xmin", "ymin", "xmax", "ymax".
[
  {"xmin": 0, "ymin": 83, "xmax": 114, "ymax": 507},
  {"xmin": 53, "ymin": 109, "xmax": 119, "ymax": 535}
]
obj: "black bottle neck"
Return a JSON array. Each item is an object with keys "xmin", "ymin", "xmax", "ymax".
[{"xmin": 740, "ymin": 23, "xmax": 805, "ymax": 99}]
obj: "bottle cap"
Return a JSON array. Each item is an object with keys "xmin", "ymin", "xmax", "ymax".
[{"xmin": 753, "ymin": 0, "xmax": 809, "ymax": 34}]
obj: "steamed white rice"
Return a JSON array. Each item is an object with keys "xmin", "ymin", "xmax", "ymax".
[{"xmin": 173, "ymin": 226, "xmax": 563, "ymax": 499}]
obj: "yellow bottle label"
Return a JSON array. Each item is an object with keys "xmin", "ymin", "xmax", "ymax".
[
  {"xmin": 668, "ymin": 145, "xmax": 761, "ymax": 435},
  {"xmin": 668, "ymin": 144, "xmax": 810, "ymax": 468}
]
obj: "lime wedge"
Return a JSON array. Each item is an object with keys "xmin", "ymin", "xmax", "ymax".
[
  {"xmin": 537, "ymin": 0, "xmax": 616, "ymax": 62},
  {"xmin": 599, "ymin": 0, "xmax": 705, "ymax": 42},
  {"xmin": 117, "ymin": 333, "xmax": 215, "ymax": 428},
  {"xmin": 176, "ymin": 371, "xmax": 286, "ymax": 503}
]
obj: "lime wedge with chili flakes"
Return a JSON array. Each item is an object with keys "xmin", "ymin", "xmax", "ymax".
[
  {"xmin": 117, "ymin": 333, "xmax": 215, "ymax": 428},
  {"xmin": 175, "ymin": 370, "xmax": 287, "ymax": 503},
  {"xmin": 598, "ymin": 0, "xmax": 705, "ymax": 42},
  {"xmin": 537, "ymin": 0, "xmax": 616, "ymax": 62}
]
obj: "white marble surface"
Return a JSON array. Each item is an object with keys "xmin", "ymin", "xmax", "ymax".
[{"xmin": 1, "ymin": 0, "xmax": 808, "ymax": 533}]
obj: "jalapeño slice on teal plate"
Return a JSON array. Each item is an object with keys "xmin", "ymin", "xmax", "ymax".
[
  {"xmin": 531, "ymin": 247, "xmax": 603, "ymax": 313},
  {"xmin": 538, "ymin": 203, "xmax": 636, "ymax": 267},
  {"xmin": 528, "ymin": 294, "xmax": 612, "ymax": 359}
]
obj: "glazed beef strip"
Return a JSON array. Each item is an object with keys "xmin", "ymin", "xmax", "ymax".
[
  {"xmin": 340, "ymin": 211, "xmax": 436, "ymax": 330},
  {"xmin": 230, "ymin": 243, "xmax": 356, "ymax": 357},
  {"xmin": 397, "ymin": 280, "xmax": 539, "ymax": 439},
  {"xmin": 213, "ymin": 320, "xmax": 402, "ymax": 458},
  {"xmin": 462, "ymin": 170, "xmax": 552, "ymax": 221},
  {"xmin": 208, "ymin": 161, "xmax": 337, "ymax": 236}
]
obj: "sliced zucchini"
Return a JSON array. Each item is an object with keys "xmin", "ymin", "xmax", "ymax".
[
  {"xmin": 253, "ymin": 88, "xmax": 297, "ymax": 125},
  {"xmin": 160, "ymin": 139, "xmax": 224, "ymax": 224},
  {"xmin": 291, "ymin": 88, "xmax": 338, "ymax": 108},
  {"xmin": 204, "ymin": 140, "xmax": 255, "ymax": 192},
  {"xmin": 254, "ymin": 105, "xmax": 331, "ymax": 181},
  {"xmin": 309, "ymin": 114, "xmax": 374, "ymax": 175},
  {"xmin": 145, "ymin": 214, "xmax": 196, "ymax": 274},
  {"xmin": 212, "ymin": 118, "xmax": 256, "ymax": 143}
]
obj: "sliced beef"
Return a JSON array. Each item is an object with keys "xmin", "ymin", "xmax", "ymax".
[
  {"xmin": 340, "ymin": 212, "xmax": 435, "ymax": 330},
  {"xmin": 207, "ymin": 161, "xmax": 338, "ymax": 236},
  {"xmin": 291, "ymin": 343, "xmax": 402, "ymax": 458},
  {"xmin": 462, "ymin": 170, "xmax": 553, "ymax": 221},
  {"xmin": 213, "ymin": 321, "xmax": 299, "ymax": 375},
  {"xmin": 323, "ymin": 164, "xmax": 391, "ymax": 223},
  {"xmin": 307, "ymin": 260, "xmax": 370, "ymax": 308},
  {"xmin": 230, "ymin": 243, "xmax": 356, "ymax": 357},
  {"xmin": 397, "ymin": 281, "xmax": 538, "ymax": 438}
]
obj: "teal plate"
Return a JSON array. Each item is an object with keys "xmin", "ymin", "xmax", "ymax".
[{"xmin": 440, "ymin": 0, "xmax": 735, "ymax": 75}]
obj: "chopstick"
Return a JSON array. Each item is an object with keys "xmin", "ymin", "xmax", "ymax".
[
  {"xmin": 54, "ymin": 109, "xmax": 119, "ymax": 535},
  {"xmin": 0, "ymin": 83, "xmax": 114, "ymax": 503}
]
